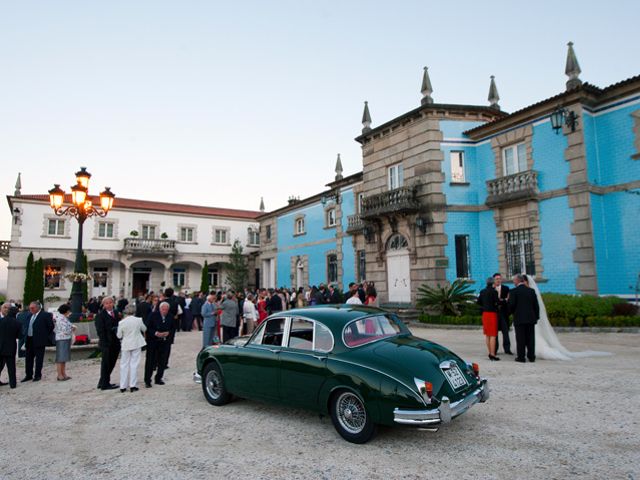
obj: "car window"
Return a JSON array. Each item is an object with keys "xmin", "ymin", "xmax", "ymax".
[
  {"xmin": 288, "ymin": 318, "xmax": 313, "ymax": 350},
  {"xmin": 314, "ymin": 322, "xmax": 333, "ymax": 353},
  {"xmin": 343, "ymin": 315, "xmax": 401, "ymax": 348},
  {"xmin": 249, "ymin": 318, "xmax": 286, "ymax": 346}
]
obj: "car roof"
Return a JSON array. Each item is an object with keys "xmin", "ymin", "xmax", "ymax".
[{"xmin": 272, "ymin": 304, "xmax": 388, "ymax": 329}]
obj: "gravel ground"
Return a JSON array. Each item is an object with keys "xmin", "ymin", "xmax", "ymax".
[{"xmin": 0, "ymin": 326, "xmax": 638, "ymax": 480}]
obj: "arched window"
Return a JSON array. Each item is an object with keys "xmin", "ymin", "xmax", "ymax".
[{"xmin": 387, "ymin": 234, "xmax": 408, "ymax": 251}]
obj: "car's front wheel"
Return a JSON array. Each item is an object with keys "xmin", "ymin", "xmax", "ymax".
[
  {"xmin": 330, "ymin": 390, "xmax": 377, "ymax": 444},
  {"xmin": 202, "ymin": 362, "xmax": 230, "ymax": 406}
]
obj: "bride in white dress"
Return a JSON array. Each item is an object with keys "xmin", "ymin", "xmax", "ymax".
[{"xmin": 523, "ymin": 275, "xmax": 611, "ymax": 360}]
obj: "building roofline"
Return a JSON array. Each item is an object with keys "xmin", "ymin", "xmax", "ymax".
[
  {"xmin": 463, "ymin": 74, "xmax": 640, "ymax": 139},
  {"xmin": 354, "ymin": 103, "xmax": 507, "ymax": 144},
  {"xmin": 7, "ymin": 194, "xmax": 262, "ymax": 220}
]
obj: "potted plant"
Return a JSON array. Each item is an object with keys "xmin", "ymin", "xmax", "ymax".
[
  {"xmin": 161, "ymin": 232, "xmax": 168, "ymax": 239},
  {"xmin": 130, "ymin": 230, "xmax": 139, "ymax": 237}
]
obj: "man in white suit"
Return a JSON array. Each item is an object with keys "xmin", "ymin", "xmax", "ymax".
[{"xmin": 116, "ymin": 304, "xmax": 147, "ymax": 392}]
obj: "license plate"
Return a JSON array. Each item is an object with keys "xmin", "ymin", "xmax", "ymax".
[{"xmin": 443, "ymin": 365, "xmax": 468, "ymax": 390}]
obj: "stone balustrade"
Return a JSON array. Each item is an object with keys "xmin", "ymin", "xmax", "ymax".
[
  {"xmin": 122, "ymin": 237, "xmax": 177, "ymax": 255},
  {"xmin": 485, "ymin": 170, "xmax": 539, "ymax": 207},
  {"xmin": 346, "ymin": 214, "xmax": 364, "ymax": 233},
  {"xmin": 360, "ymin": 186, "xmax": 420, "ymax": 219}
]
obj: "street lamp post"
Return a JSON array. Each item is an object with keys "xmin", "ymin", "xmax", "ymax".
[{"xmin": 48, "ymin": 167, "xmax": 115, "ymax": 322}]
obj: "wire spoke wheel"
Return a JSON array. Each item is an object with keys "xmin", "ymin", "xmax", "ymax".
[
  {"xmin": 202, "ymin": 363, "xmax": 230, "ymax": 406},
  {"xmin": 336, "ymin": 392, "xmax": 367, "ymax": 434},
  {"xmin": 205, "ymin": 369, "xmax": 222, "ymax": 400}
]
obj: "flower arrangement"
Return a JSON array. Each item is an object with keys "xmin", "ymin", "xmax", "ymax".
[{"xmin": 65, "ymin": 272, "xmax": 92, "ymax": 282}]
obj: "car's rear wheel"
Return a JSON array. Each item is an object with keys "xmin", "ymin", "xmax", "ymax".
[
  {"xmin": 202, "ymin": 362, "xmax": 230, "ymax": 406},
  {"xmin": 330, "ymin": 390, "xmax": 377, "ymax": 444}
]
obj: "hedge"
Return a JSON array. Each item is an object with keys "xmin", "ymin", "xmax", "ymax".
[{"xmin": 418, "ymin": 314, "xmax": 640, "ymax": 327}]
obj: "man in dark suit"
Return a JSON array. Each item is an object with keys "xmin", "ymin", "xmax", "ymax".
[
  {"xmin": 0, "ymin": 303, "xmax": 22, "ymax": 388},
  {"xmin": 508, "ymin": 274, "xmax": 540, "ymax": 363},
  {"xmin": 22, "ymin": 301, "xmax": 54, "ymax": 382},
  {"xmin": 144, "ymin": 301, "xmax": 174, "ymax": 388},
  {"xmin": 94, "ymin": 296, "xmax": 122, "ymax": 390},
  {"xmin": 493, "ymin": 273, "xmax": 512, "ymax": 355},
  {"xmin": 16, "ymin": 307, "xmax": 31, "ymax": 358}
]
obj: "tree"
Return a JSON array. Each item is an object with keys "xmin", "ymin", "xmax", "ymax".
[
  {"xmin": 225, "ymin": 240, "xmax": 247, "ymax": 292},
  {"xmin": 200, "ymin": 260, "xmax": 209, "ymax": 293},
  {"xmin": 23, "ymin": 252, "xmax": 35, "ymax": 304},
  {"xmin": 416, "ymin": 279, "xmax": 476, "ymax": 316},
  {"xmin": 32, "ymin": 257, "xmax": 45, "ymax": 304}
]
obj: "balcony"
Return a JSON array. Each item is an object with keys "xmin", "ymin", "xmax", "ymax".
[
  {"xmin": 0, "ymin": 240, "xmax": 9, "ymax": 259},
  {"xmin": 346, "ymin": 214, "xmax": 364, "ymax": 234},
  {"xmin": 122, "ymin": 237, "xmax": 177, "ymax": 256},
  {"xmin": 360, "ymin": 186, "xmax": 420, "ymax": 219},
  {"xmin": 485, "ymin": 170, "xmax": 539, "ymax": 207}
]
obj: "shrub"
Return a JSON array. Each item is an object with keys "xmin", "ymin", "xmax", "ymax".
[
  {"xmin": 612, "ymin": 302, "xmax": 638, "ymax": 316},
  {"xmin": 541, "ymin": 293, "xmax": 627, "ymax": 323},
  {"xmin": 416, "ymin": 279, "xmax": 476, "ymax": 316},
  {"xmin": 418, "ymin": 313, "xmax": 640, "ymax": 328}
]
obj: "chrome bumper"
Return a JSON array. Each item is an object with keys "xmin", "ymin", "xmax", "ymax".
[
  {"xmin": 394, "ymin": 378, "xmax": 490, "ymax": 427},
  {"xmin": 193, "ymin": 372, "xmax": 202, "ymax": 384}
]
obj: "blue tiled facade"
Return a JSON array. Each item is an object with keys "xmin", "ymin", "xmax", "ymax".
[{"xmin": 260, "ymin": 76, "xmax": 640, "ymax": 300}]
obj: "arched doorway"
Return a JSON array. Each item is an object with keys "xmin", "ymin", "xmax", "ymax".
[
  {"xmin": 386, "ymin": 234, "xmax": 411, "ymax": 303},
  {"xmin": 296, "ymin": 260, "xmax": 304, "ymax": 289}
]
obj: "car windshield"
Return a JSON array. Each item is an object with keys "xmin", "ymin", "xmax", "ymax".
[{"xmin": 342, "ymin": 314, "xmax": 403, "ymax": 348}]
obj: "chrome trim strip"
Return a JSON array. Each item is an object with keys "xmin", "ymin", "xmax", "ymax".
[
  {"xmin": 393, "ymin": 379, "xmax": 489, "ymax": 426},
  {"xmin": 330, "ymin": 357, "xmax": 425, "ymax": 405},
  {"xmin": 193, "ymin": 372, "xmax": 202, "ymax": 384}
]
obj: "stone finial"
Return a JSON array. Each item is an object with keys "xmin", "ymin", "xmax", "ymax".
[
  {"xmin": 334, "ymin": 153, "xmax": 343, "ymax": 181},
  {"xmin": 565, "ymin": 41, "xmax": 582, "ymax": 90},
  {"xmin": 259, "ymin": 197, "xmax": 265, "ymax": 212},
  {"xmin": 14, "ymin": 172, "xmax": 21, "ymax": 196},
  {"xmin": 361, "ymin": 101, "xmax": 372, "ymax": 134},
  {"xmin": 421, "ymin": 66, "xmax": 434, "ymax": 105},
  {"xmin": 488, "ymin": 75, "xmax": 500, "ymax": 109}
]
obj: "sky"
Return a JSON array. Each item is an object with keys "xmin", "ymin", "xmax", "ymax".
[{"xmin": 1, "ymin": 0, "xmax": 639, "ymax": 289}]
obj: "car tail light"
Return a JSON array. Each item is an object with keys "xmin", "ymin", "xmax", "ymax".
[
  {"xmin": 424, "ymin": 381, "xmax": 433, "ymax": 399},
  {"xmin": 472, "ymin": 363, "xmax": 480, "ymax": 377}
]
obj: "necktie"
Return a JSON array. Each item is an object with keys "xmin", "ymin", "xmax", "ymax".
[{"xmin": 28, "ymin": 314, "xmax": 37, "ymax": 336}]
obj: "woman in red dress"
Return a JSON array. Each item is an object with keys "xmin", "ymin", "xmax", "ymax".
[
  {"xmin": 257, "ymin": 290, "xmax": 268, "ymax": 325},
  {"xmin": 477, "ymin": 278, "xmax": 500, "ymax": 361}
]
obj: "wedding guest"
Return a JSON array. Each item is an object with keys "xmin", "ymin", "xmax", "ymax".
[
  {"xmin": 493, "ymin": 273, "xmax": 512, "ymax": 355},
  {"xmin": 53, "ymin": 304, "xmax": 76, "ymax": 381},
  {"xmin": 257, "ymin": 291, "xmax": 268, "ymax": 324},
  {"xmin": 242, "ymin": 293, "xmax": 258, "ymax": 335},
  {"xmin": 144, "ymin": 301, "xmax": 174, "ymax": 387},
  {"xmin": 201, "ymin": 294, "xmax": 217, "ymax": 347},
  {"xmin": 219, "ymin": 292, "xmax": 239, "ymax": 342},
  {"xmin": 22, "ymin": 301, "xmax": 54, "ymax": 382},
  {"xmin": 477, "ymin": 278, "xmax": 500, "ymax": 361},
  {"xmin": 0, "ymin": 303, "xmax": 22, "ymax": 388},
  {"xmin": 346, "ymin": 285, "xmax": 363, "ymax": 305},
  {"xmin": 116, "ymin": 304, "xmax": 147, "ymax": 392},
  {"xmin": 295, "ymin": 287, "xmax": 306, "ymax": 308},
  {"xmin": 365, "ymin": 285, "xmax": 378, "ymax": 306},
  {"xmin": 95, "ymin": 297, "xmax": 121, "ymax": 390},
  {"xmin": 509, "ymin": 274, "xmax": 540, "ymax": 363}
]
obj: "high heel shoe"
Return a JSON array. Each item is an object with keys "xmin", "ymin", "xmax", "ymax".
[{"xmin": 489, "ymin": 355, "xmax": 501, "ymax": 361}]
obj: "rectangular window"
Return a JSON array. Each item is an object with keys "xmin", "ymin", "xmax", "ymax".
[
  {"xmin": 450, "ymin": 151, "xmax": 466, "ymax": 183},
  {"xmin": 141, "ymin": 225, "xmax": 156, "ymax": 239},
  {"xmin": 326, "ymin": 208, "xmax": 336, "ymax": 227},
  {"xmin": 502, "ymin": 143, "xmax": 527, "ymax": 176},
  {"xmin": 180, "ymin": 227, "xmax": 194, "ymax": 242},
  {"xmin": 327, "ymin": 254, "xmax": 338, "ymax": 284},
  {"xmin": 295, "ymin": 217, "xmax": 305, "ymax": 235},
  {"xmin": 248, "ymin": 230, "xmax": 260, "ymax": 246},
  {"xmin": 173, "ymin": 268, "xmax": 186, "ymax": 287},
  {"xmin": 454, "ymin": 235, "xmax": 471, "ymax": 279},
  {"xmin": 44, "ymin": 264, "xmax": 62, "ymax": 288},
  {"xmin": 288, "ymin": 318, "xmax": 314, "ymax": 350},
  {"xmin": 214, "ymin": 229, "xmax": 227, "ymax": 244},
  {"xmin": 388, "ymin": 164, "xmax": 404, "ymax": 190},
  {"xmin": 504, "ymin": 229, "xmax": 536, "ymax": 277},
  {"xmin": 207, "ymin": 269, "xmax": 219, "ymax": 288},
  {"xmin": 357, "ymin": 250, "xmax": 366, "ymax": 282},
  {"xmin": 93, "ymin": 267, "xmax": 108, "ymax": 288},
  {"xmin": 47, "ymin": 219, "xmax": 65, "ymax": 236},
  {"xmin": 357, "ymin": 193, "xmax": 365, "ymax": 213},
  {"xmin": 265, "ymin": 225, "xmax": 272, "ymax": 242},
  {"xmin": 98, "ymin": 222, "xmax": 114, "ymax": 238}
]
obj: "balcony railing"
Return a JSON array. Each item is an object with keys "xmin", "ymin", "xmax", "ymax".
[
  {"xmin": 485, "ymin": 170, "xmax": 539, "ymax": 207},
  {"xmin": 360, "ymin": 186, "xmax": 420, "ymax": 219},
  {"xmin": 122, "ymin": 237, "xmax": 177, "ymax": 255},
  {"xmin": 0, "ymin": 240, "xmax": 9, "ymax": 259},
  {"xmin": 346, "ymin": 214, "xmax": 364, "ymax": 233}
]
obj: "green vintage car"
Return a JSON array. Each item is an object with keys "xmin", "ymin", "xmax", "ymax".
[{"xmin": 194, "ymin": 305, "xmax": 489, "ymax": 443}]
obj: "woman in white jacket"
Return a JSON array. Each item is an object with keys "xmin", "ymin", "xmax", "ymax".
[{"xmin": 116, "ymin": 304, "xmax": 147, "ymax": 392}]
